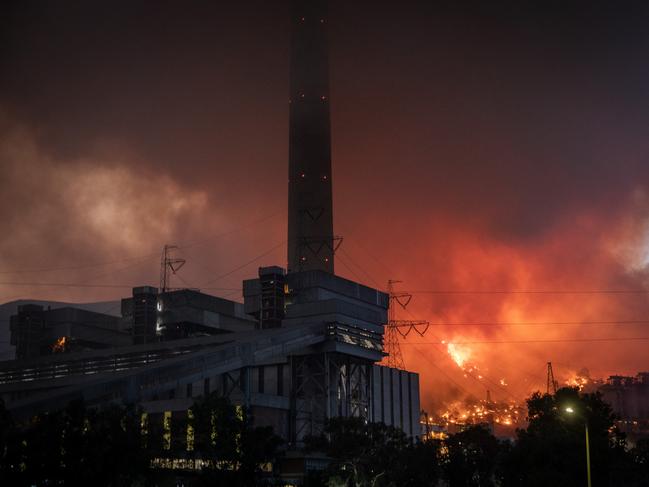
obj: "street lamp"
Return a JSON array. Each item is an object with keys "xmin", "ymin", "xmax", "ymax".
[{"xmin": 564, "ymin": 406, "xmax": 591, "ymax": 487}]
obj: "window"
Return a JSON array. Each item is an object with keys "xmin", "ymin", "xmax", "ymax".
[
  {"xmin": 258, "ymin": 366, "xmax": 265, "ymax": 394},
  {"xmin": 163, "ymin": 411, "xmax": 172, "ymax": 450},
  {"xmin": 277, "ymin": 364, "xmax": 284, "ymax": 396}
]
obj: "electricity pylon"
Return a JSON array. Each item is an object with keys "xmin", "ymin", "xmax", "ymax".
[
  {"xmin": 382, "ymin": 280, "xmax": 429, "ymax": 369},
  {"xmin": 546, "ymin": 361, "xmax": 558, "ymax": 395}
]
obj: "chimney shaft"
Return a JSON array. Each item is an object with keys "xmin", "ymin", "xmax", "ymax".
[{"xmin": 287, "ymin": 0, "xmax": 335, "ymax": 274}]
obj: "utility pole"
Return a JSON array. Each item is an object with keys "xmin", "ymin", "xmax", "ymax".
[
  {"xmin": 382, "ymin": 280, "xmax": 429, "ymax": 370},
  {"xmin": 159, "ymin": 245, "xmax": 186, "ymax": 294}
]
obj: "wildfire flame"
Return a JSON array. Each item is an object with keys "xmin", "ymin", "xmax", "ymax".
[
  {"xmin": 566, "ymin": 374, "xmax": 589, "ymax": 391},
  {"xmin": 433, "ymin": 399, "xmax": 526, "ymax": 431},
  {"xmin": 447, "ymin": 342, "xmax": 471, "ymax": 368},
  {"xmin": 52, "ymin": 336, "xmax": 67, "ymax": 353}
]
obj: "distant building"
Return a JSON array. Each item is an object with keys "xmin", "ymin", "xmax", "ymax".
[
  {"xmin": 598, "ymin": 373, "xmax": 649, "ymax": 446},
  {"xmin": 122, "ymin": 286, "xmax": 256, "ymax": 343},
  {"xmin": 9, "ymin": 304, "xmax": 129, "ymax": 359},
  {"xmin": 244, "ymin": 266, "xmax": 287, "ymax": 329},
  {"xmin": 600, "ymin": 373, "xmax": 649, "ymax": 419},
  {"xmin": 128, "ymin": 285, "xmax": 159, "ymax": 344}
]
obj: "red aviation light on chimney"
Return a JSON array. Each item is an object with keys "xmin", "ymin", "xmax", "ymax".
[{"xmin": 288, "ymin": 0, "xmax": 335, "ymax": 274}]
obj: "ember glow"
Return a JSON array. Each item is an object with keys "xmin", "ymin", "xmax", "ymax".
[{"xmin": 429, "ymin": 398, "xmax": 526, "ymax": 434}]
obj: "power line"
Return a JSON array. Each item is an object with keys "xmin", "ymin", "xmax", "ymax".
[
  {"xmin": 0, "ymin": 241, "xmax": 285, "ymax": 297},
  {"xmin": 409, "ymin": 289, "xmax": 649, "ymax": 295},
  {"xmin": 410, "ymin": 344, "xmax": 475, "ymax": 397},
  {"xmin": 337, "ymin": 247, "xmax": 383, "ymax": 289},
  {"xmin": 0, "ymin": 282, "xmax": 142, "ymax": 289},
  {"xmin": 330, "ymin": 239, "xmax": 646, "ymax": 299},
  {"xmin": 335, "ymin": 252, "xmax": 368, "ymax": 286},
  {"xmin": 0, "ymin": 253, "xmax": 160, "ymax": 275},
  {"xmin": 202, "ymin": 287, "xmax": 244, "ymax": 291},
  {"xmin": 178, "ymin": 209, "xmax": 283, "ymax": 251},
  {"xmin": 336, "ymin": 224, "xmax": 394, "ymax": 278},
  {"xmin": 403, "ymin": 320, "xmax": 649, "ymax": 327},
  {"xmin": 201, "ymin": 240, "xmax": 286, "ymax": 286},
  {"xmin": 0, "ymin": 209, "xmax": 283, "ymax": 275},
  {"xmin": 401, "ymin": 337, "xmax": 649, "ymax": 345},
  {"xmin": 0, "ymin": 282, "xmax": 238, "ymax": 291}
]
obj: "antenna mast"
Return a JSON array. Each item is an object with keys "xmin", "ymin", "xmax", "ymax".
[{"xmin": 159, "ymin": 244, "xmax": 186, "ymax": 293}]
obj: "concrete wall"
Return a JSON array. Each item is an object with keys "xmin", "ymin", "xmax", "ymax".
[{"xmin": 371, "ymin": 365, "xmax": 420, "ymax": 437}]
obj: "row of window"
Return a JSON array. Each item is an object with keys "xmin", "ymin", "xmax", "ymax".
[{"xmin": 181, "ymin": 365, "xmax": 287, "ymax": 400}]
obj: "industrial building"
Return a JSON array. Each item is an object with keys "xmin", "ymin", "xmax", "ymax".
[
  {"xmin": 598, "ymin": 373, "xmax": 649, "ymax": 446},
  {"xmin": 0, "ymin": 0, "xmax": 421, "ymax": 479},
  {"xmin": 9, "ymin": 304, "xmax": 130, "ymax": 359}
]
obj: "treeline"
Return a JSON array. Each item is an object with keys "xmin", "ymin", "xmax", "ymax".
[
  {"xmin": 304, "ymin": 387, "xmax": 649, "ymax": 487},
  {"xmin": 1, "ymin": 387, "xmax": 648, "ymax": 486},
  {"xmin": 0, "ymin": 394, "xmax": 281, "ymax": 486}
]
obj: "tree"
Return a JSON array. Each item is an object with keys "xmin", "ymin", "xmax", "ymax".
[
  {"xmin": 502, "ymin": 387, "xmax": 627, "ymax": 487},
  {"xmin": 628, "ymin": 438, "xmax": 649, "ymax": 486},
  {"xmin": 189, "ymin": 392, "xmax": 282, "ymax": 486},
  {"xmin": 80, "ymin": 403, "xmax": 150, "ymax": 485},
  {"xmin": 442, "ymin": 424, "xmax": 503, "ymax": 487},
  {"xmin": 304, "ymin": 417, "xmax": 440, "ymax": 487},
  {"xmin": 400, "ymin": 438, "xmax": 442, "ymax": 487}
]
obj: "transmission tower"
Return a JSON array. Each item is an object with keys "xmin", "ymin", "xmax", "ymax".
[
  {"xmin": 546, "ymin": 361, "xmax": 558, "ymax": 395},
  {"xmin": 159, "ymin": 244, "xmax": 186, "ymax": 293},
  {"xmin": 382, "ymin": 280, "xmax": 429, "ymax": 370}
]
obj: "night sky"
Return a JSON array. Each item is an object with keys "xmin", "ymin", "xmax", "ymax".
[{"xmin": 2, "ymin": 0, "xmax": 649, "ymax": 411}]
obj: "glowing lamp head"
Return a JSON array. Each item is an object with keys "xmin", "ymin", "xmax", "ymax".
[{"xmin": 565, "ymin": 406, "xmax": 575, "ymax": 414}]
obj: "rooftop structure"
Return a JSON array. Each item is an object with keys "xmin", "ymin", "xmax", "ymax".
[{"xmin": 9, "ymin": 304, "xmax": 129, "ymax": 359}]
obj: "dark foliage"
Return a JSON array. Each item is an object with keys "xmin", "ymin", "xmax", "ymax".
[
  {"xmin": 0, "ymin": 398, "xmax": 149, "ymax": 486},
  {"xmin": 2, "ymin": 388, "xmax": 649, "ymax": 486},
  {"xmin": 0, "ymin": 394, "xmax": 282, "ymax": 486},
  {"xmin": 443, "ymin": 424, "xmax": 504, "ymax": 486},
  {"xmin": 189, "ymin": 392, "xmax": 282, "ymax": 486},
  {"xmin": 304, "ymin": 416, "xmax": 441, "ymax": 486},
  {"xmin": 501, "ymin": 387, "xmax": 646, "ymax": 487}
]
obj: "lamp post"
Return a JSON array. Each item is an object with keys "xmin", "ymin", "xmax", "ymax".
[{"xmin": 564, "ymin": 406, "xmax": 592, "ymax": 487}]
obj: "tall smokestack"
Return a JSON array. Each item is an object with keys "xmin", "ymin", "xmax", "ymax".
[{"xmin": 287, "ymin": 0, "xmax": 335, "ymax": 274}]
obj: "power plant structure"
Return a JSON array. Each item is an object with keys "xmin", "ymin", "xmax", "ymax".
[{"xmin": 0, "ymin": 0, "xmax": 421, "ymax": 480}]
